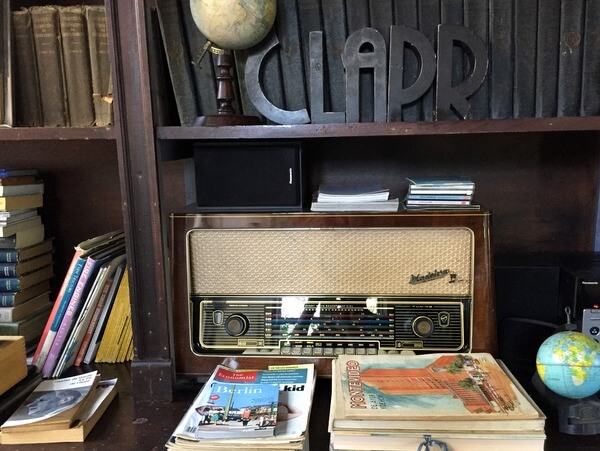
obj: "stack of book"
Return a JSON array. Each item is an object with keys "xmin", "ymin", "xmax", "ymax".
[
  {"xmin": 12, "ymin": 5, "xmax": 112, "ymax": 127},
  {"xmin": 310, "ymin": 184, "xmax": 399, "ymax": 212},
  {"xmin": 0, "ymin": 370, "xmax": 118, "ymax": 444},
  {"xmin": 166, "ymin": 363, "xmax": 316, "ymax": 450},
  {"xmin": 0, "ymin": 169, "xmax": 53, "ymax": 350},
  {"xmin": 329, "ymin": 353, "xmax": 546, "ymax": 451},
  {"xmin": 32, "ymin": 230, "xmax": 128, "ymax": 378},
  {"xmin": 405, "ymin": 176, "xmax": 479, "ymax": 210}
]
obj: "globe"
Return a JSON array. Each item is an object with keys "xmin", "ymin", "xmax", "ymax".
[
  {"xmin": 189, "ymin": 0, "xmax": 277, "ymax": 51},
  {"xmin": 536, "ymin": 331, "xmax": 600, "ymax": 399}
]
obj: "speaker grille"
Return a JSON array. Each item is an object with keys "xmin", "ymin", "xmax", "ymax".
[{"xmin": 187, "ymin": 227, "xmax": 473, "ymax": 296}]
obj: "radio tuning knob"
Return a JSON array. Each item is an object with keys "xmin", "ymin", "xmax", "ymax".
[
  {"xmin": 412, "ymin": 316, "xmax": 434, "ymax": 338},
  {"xmin": 224, "ymin": 314, "xmax": 249, "ymax": 336}
]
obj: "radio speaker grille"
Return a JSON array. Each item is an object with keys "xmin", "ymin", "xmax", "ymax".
[{"xmin": 188, "ymin": 227, "xmax": 473, "ymax": 296}]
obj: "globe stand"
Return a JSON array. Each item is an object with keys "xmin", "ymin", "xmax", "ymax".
[
  {"xmin": 193, "ymin": 51, "xmax": 261, "ymax": 126},
  {"xmin": 532, "ymin": 370, "xmax": 600, "ymax": 435}
]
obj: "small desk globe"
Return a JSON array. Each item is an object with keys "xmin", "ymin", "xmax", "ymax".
[
  {"xmin": 536, "ymin": 331, "xmax": 600, "ymax": 399},
  {"xmin": 189, "ymin": 0, "xmax": 276, "ymax": 51},
  {"xmin": 189, "ymin": 0, "xmax": 277, "ymax": 125}
]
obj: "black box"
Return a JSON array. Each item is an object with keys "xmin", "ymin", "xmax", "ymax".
[{"xmin": 194, "ymin": 141, "xmax": 304, "ymax": 212}]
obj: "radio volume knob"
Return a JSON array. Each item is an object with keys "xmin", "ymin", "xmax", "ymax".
[
  {"xmin": 224, "ymin": 314, "xmax": 249, "ymax": 336},
  {"xmin": 412, "ymin": 316, "xmax": 434, "ymax": 338}
]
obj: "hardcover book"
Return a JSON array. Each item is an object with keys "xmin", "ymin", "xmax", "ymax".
[
  {"xmin": 330, "ymin": 353, "xmax": 545, "ymax": 429},
  {"xmin": 0, "ymin": 291, "xmax": 50, "ymax": 322}
]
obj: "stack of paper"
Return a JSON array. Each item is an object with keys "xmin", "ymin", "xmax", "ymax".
[{"xmin": 311, "ymin": 184, "xmax": 399, "ymax": 212}]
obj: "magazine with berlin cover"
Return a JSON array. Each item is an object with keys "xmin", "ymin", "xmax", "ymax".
[{"xmin": 167, "ymin": 363, "xmax": 315, "ymax": 448}]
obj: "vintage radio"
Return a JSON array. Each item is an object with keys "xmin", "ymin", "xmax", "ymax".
[{"xmin": 170, "ymin": 212, "xmax": 496, "ymax": 376}]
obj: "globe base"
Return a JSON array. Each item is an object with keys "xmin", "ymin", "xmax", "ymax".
[
  {"xmin": 193, "ymin": 114, "xmax": 261, "ymax": 127},
  {"xmin": 532, "ymin": 370, "xmax": 600, "ymax": 435}
]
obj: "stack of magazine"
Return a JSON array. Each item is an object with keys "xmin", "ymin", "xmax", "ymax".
[
  {"xmin": 405, "ymin": 177, "xmax": 479, "ymax": 210},
  {"xmin": 310, "ymin": 184, "xmax": 399, "ymax": 212},
  {"xmin": 166, "ymin": 363, "xmax": 316, "ymax": 450},
  {"xmin": 328, "ymin": 353, "xmax": 546, "ymax": 451}
]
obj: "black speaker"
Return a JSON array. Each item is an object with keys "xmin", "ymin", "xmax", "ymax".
[{"xmin": 194, "ymin": 141, "xmax": 304, "ymax": 212}]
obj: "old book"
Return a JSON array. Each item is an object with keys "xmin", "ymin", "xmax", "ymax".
[
  {"xmin": 0, "ymin": 249, "xmax": 51, "ymax": 277},
  {"xmin": 59, "ymin": 6, "xmax": 94, "ymax": 127},
  {"xmin": 84, "ymin": 6, "xmax": 113, "ymax": 126},
  {"xmin": 557, "ymin": 0, "xmax": 585, "ymax": 117},
  {"xmin": 0, "ymin": 291, "xmax": 50, "ymax": 322},
  {"xmin": 0, "ymin": 182, "xmax": 43, "ymax": 196},
  {"xmin": 0, "ymin": 303, "xmax": 51, "ymax": 346},
  {"xmin": 0, "ymin": 209, "xmax": 39, "ymax": 226},
  {"xmin": 535, "ymin": 0, "xmax": 561, "ymax": 117},
  {"xmin": 463, "ymin": 0, "xmax": 489, "ymax": 120},
  {"xmin": 0, "ymin": 366, "xmax": 42, "ymax": 426},
  {"xmin": 581, "ymin": 0, "xmax": 600, "ymax": 116},
  {"xmin": 513, "ymin": 0, "xmax": 538, "ymax": 118},
  {"xmin": 0, "ymin": 223, "xmax": 45, "ymax": 249},
  {"xmin": 0, "ymin": 280, "xmax": 50, "ymax": 307},
  {"xmin": 1, "ymin": 371, "xmax": 98, "ymax": 432},
  {"xmin": 489, "ymin": 0, "xmax": 514, "ymax": 119},
  {"xmin": 0, "ymin": 193, "xmax": 43, "ymax": 211},
  {"xmin": 156, "ymin": 0, "xmax": 198, "ymax": 126},
  {"xmin": 30, "ymin": 5, "xmax": 68, "ymax": 127},
  {"xmin": 0, "ymin": 378, "xmax": 117, "ymax": 444},
  {"xmin": 0, "ymin": 336, "xmax": 27, "ymax": 397},
  {"xmin": 0, "ymin": 216, "xmax": 42, "ymax": 238},
  {"xmin": 0, "ymin": 175, "xmax": 37, "ymax": 186},
  {"xmin": 11, "ymin": 8, "xmax": 43, "ymax": 127},
  {"xmin": 329, "ymin": 353, "xmax": 545, "ymax": 431},
  {"xmin": 0, "ymin": 238, "xmax": 53, "ymax": 263},
  {"xmin": 0, "ymin": 264, "xmax": 52, "ymax": 292}
]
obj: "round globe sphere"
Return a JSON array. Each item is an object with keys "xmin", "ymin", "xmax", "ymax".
[
  {"xmin": 190, "ymin": 0, "xmax": 277, "ymax": 50},
  {"xmin": 536, "ymin": 331, "xmax": 600, "ymax": 399}
]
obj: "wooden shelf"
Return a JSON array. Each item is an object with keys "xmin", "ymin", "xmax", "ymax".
[
  {"xmin": 0, "ymin": 126, "xmax": 116, "ymax": 141},
  {"xmin": 157, "ymin": 116, "xmax": 600, "ymax": 141}
]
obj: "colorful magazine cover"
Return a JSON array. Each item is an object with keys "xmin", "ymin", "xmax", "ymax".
[
  {"xmin": 168, "ymin": 363, "xmax": 315, "ymax": 447},
  {"xmin": 334, "ymin": 353, "xmax": 541, "ymax": 420}
]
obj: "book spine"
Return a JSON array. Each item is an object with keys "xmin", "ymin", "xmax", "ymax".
[
  {"xmin": 581, "ymin": 0, "xmax": 600, "ymax": 116},
  {"xmin": 463, "ymin": 0, "xmax": 489, "ymax": 119},
  {"xmin": 0, "ymin": 262, "xmax": 17, "ymax": 277},
  {"xmin": 0, "ymin": 277, "xmax": 21, "ymax": 292},
  {"xmin": 11, "ymin": 9, "xmax": 43, "ymax": 126},
  {"xmin": 30, "ymin": 6, "xmax": 68, "ymax": 127},
  {"xmin": 513, "ymin": 0, "xmax": 538, "ymax": 118},
  {"xmin": 74, "ymin": 275, "xmax": 112, "ymax": 366},
  {"xmin": 557, "ymin": 0, "xmax": 585, "ymax": 117},
  {"xmin": 59, "ymin": 6, "xmax": 95, "ymax": 127},
  {"xmin": 155, "ymin": 0, "xmax": 198, "ymax": 126},
  {"xmin": 84, "ymin": 6, "xmax": 113, "ymax": 126},
  {"xmin": 32, "ymin": 252, "xmax": 85, "ymax": 369},
  {"xmin": 0, "ymin": 291, "xmax": 16, "ymax": 306},
  {"xmin": 489, "ymin": 0, "xmax": 513, "ymax": 119},
  {"xmin": 41, "ymin": 256, "xmax": 97, "ymax": 377},
  {"xmin": 535, "ymin": 0, "xmax": 561, "ymax": 117}
]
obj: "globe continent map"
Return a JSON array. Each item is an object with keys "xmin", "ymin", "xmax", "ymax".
[
  {"xmin": 536, "ymin": 331, "xmax": 600, "ymax": 399},
  {"xmin": 190, "ymin": 0, "xmax": 277, "ymax": 50}
]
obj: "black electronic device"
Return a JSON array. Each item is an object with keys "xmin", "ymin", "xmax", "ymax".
[{"xmin": 193, "ymin": 141, "xmax": 303, "ymax": 212}]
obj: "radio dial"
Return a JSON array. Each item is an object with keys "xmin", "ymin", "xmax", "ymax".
[
  {"xmin": 412, "ymin": 316, "xmax": 434, "ymax": 338},
  {"xmin": 224, "ymin": 314, "xmax": 249, "ymax": 336}
]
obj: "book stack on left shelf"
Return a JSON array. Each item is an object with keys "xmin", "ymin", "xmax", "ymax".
[
  {"xmin": 329, "ymin": 353, "xmax": 546, "ymax": 451},
  {"xmin": 405, "ymin": 176, "xmax": 480, "ymax": 210},
  {"xmin": 0, "ymin": 169, "xmax": 53, "ymax": 351},
  {"xmin": 167, "ymin": 363, "xmax": 316, "ymax": 450},
  {"xmin": 0, "ymin": 370, "xmax": 118, "ymax": 444},
  {"xmin": 310, "ymin": 184, "xmax": 400, "ymax": 212}
]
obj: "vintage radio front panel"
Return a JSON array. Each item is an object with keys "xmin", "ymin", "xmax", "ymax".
[{"xmin": 170, "ymin": 212, "xmax": 496, "ymax": 376}]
